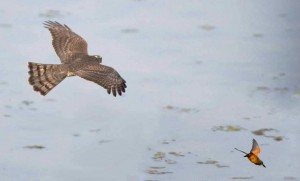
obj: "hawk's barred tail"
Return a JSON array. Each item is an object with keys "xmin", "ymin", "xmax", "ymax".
[{"xmin": 28, "ymin": 62, "xmax": 67, "ymax": 96}]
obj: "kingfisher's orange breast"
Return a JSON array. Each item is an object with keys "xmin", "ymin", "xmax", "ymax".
[{"xmin": 247, "ymin": 153, "xmax": 261, "ymax": 165}]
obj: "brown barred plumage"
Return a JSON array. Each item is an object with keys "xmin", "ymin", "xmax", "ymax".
[
  {"xmin": 28, "ymin": 62, "xmax": 67, "ymax": 95},
  {"xmin": 28, "ymin": 21, "xmax": 126, "ymax": 97}
]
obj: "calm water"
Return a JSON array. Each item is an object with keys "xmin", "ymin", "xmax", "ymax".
[{"xmin": 0, "ymin": 0, "xmax": 300, "ymax": 181}]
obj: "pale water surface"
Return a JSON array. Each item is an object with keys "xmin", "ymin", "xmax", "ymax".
[{"xmin": 0, "ymin": 0, "xmax": 300, "ymax": 181}]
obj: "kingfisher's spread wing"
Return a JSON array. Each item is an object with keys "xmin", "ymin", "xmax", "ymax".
[
  {"xmin": 74, "ymin": 63, "xmax": 126, "ymax": 97},
  {"xmin": 250, "ymin": 139, "xmax": 261, "ymax": 156},
  {"xmin": 44, "ymin": 21, "xmax": 88, "ymax": 63}
]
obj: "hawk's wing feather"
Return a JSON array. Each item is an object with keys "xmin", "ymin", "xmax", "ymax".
[
  {"xmin": 44, "ymin": 21, "xmax": 88, "ymax": 63},
  {"xmin": 74, "ymin": 63, "xmax": 126, "ymax": 97},
  {"xmin": 250, "ymin": 139, "xmax": 261, "ymax": 156}
]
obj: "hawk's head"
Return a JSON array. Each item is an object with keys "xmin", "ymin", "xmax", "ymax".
[{"xmin": 93, "ymin": 55, "xmax": 102, "ymax": 63}]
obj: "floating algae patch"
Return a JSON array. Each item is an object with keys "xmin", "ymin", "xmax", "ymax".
[
  {"xmin": 152, "ymin": 152, "xmax": 166, "ymax": 161},
  {"xmin": 121, "ymin": 28, "xmax": 138, "ymax": 33},
  {"xmin": 161, "ymin": 139, "xmax": 175, "ymax": 144},
  {"xmin": 216, "ymin": 163, "xmax": 230, "ymax": 168},
  {"xmin": 284, "ymin": 176, "xmax": 298, "ymax": 180},
  {"xmin": 252, "ymin": 128, "xmax": 277, "ymax": 135},
  {"xmin": 232, "ymin": 176, "xmax": 254, "ymax": 180},
  {"xmin": 279, "ymin": 72, "xmax": 286, "ymax": 76},
  {"xmin": 212, "ymin": 125, "xmax": 245, "ymax": 132},
  {"xmin": 99, "ymin": 140, "xmax": 112, "ymax": 144},
  {"xmin": 199, "ymin": 24, "xmax": 216, "ymax": 31},
  {"xmin": 273, "ymin": 87, "xmax": 289, "ymax": 92},
  {"xmin": 162, "ymin": 141, "xmax": 170, "ymax": 144},
  {"xmin": 145, "ymin": 169, "xmax": 172, "ymax": 175},
  {"xmin": 163, "ymin": 105, "xmax": 176, "ymax": 110},
  {"xmin": 164, "ymin": 105, "xmax": 184, "ymax": 110},
  {"xmin": 163, "ymin": 105, "xmax": 199, "ymax": 113},
  {"xmin": 256, "ymin": 86, "xmax": 289, "ymax": 93},
  {"xmin": 4, "ymin": 105, "xmax": 12, "ymax": 109},
  {"xmin": 20, "ymin": 100, "xmax": 37, "ymax": 111},
  {"xmin": 89, "ymin": 128, "xmax": 101, "ymax": 133},
  {"xmin": 273, "ymin": 136, "xmax": 283, "ymax": 141},
  {"xmin": 0, "ymin": 81, "xmax": 8, "ymax": 85},
  {"xmin": 180, "ymin": 108, "xmax": 198, "ymax": 113},
  {"xmin": 265, "ymin": 135, "xmax": 284, "ymax": 141},
  {"xmin": 22, "ymin": 100, "xmax": 34, "ymax": 106},
  {"xmin": 252, "ymin": 128, "xmax": 283, "ymax": 141},
  {"xmin": 39, "ymin": 9, "xmax": 64, "ymax": 18},
  {"xmin": 73, "ymin": 134, "xmax": 80, "ymax": 137},
  {"xmin": 293, "ymin": 90, "xmax": 300, "ymax": 96},
  {"xmin": 197, "ymin": 160, "xmax": 218, "ymax": 165},
  {"xmin": 197, "ymin": 159, "xmax": 229, "ymax": 168},
  {"xmin": 146, "ymin": 165, "xmax": 172, "ymax": 175},
  {"xmin": 256, "ymin": 86, "xmax": 271, "ymax": 91},
  {"xmin": 151, "ymin": 150, "xmax": 185, "ymax": 162},
  {"xmin": 0, "ymin": 24, "xmax": 11, "ymax": 28},
  {"xmin": 149, "ymin": 166, "xmax": 166, "ymax": 169},
  {"xmin": 168, "ymin": 151, "xmax": 185, "ymax": 157},
  {"xmin": 24, "ymin": 145, "xmax": 45, "ymax": 149},
  {"xmin": 165, "ymin": 159, "xmax": 177, "ymax": 164},
  {"xmin": 253, "ymin": 33, "xmax": 263, "ymax": 38}
]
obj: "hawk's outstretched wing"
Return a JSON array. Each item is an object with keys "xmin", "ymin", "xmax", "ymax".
[
  {"xmin": 250, "ymin": 139, "xmax": 261, "ymax": 156},
  {"xmin": 44, "ymin": 21, "xmax": 88, "ymax": 63},
  {"xmin": 74, "ymin": 63, "xmax": 127, "ymax": 97}
]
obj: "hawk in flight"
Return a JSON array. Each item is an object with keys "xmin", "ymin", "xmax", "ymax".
[{"xmin": 28, "ymin": 21, "xmax": 126, "ymax": 97}]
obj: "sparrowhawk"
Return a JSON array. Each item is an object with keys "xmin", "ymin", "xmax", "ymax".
[{"xmin": 28, "ymin": 21, "xmax": 126, "ymax": 97}]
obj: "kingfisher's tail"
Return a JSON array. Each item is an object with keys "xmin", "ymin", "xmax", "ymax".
[
  {"xmin": 28, "ymin": 62, "xmax": 67, "ymax": 96},
  {"xmin": 234, "ymin": 148, "xmax": 248, "ymax": 155}
]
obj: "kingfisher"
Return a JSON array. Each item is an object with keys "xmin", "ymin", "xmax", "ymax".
[{"xmin": 235, "ymin": 139, "xmax": 266, "ymax": 167}]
